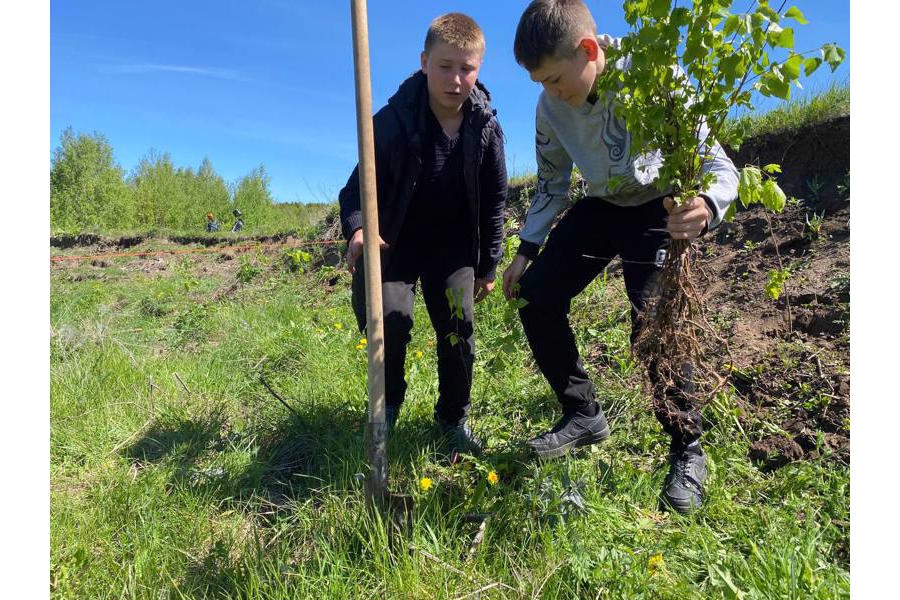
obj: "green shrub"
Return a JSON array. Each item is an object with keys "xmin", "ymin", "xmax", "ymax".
[{"xmin": 50, "ymin": 128, "xmax": 133, "ymax": 232}]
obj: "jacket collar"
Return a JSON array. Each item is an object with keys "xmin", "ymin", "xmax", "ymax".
[{"xmin": 387, "ymin": 71, "xmax": 495, "ymax": 140}]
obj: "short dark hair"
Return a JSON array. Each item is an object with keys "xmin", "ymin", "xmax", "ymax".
[
  {"xmin": 424, "ymin": 12, "xmax": 485, "ymax": 56},
  {"xmin": 514, "ymin": 0, "xmax": 597, "ymax": 71}
]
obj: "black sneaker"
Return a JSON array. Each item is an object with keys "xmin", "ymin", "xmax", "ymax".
[
  {"xmin": 661, "ymin": 443, "xmax": 707, "ymax": 514},
  {"xmin": 434, "ymin": 414, "xmax": 484, "ymax": 456},
  {"xmin": 526, "ymin": 402, "xmax": 611, "ymax": 459}
]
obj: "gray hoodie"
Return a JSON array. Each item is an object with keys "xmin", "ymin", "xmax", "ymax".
[{"xmin": 518, "ymin": 34, "xmax": 739, "ymax": 255}]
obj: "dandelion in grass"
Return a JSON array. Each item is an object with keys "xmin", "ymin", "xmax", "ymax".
[
  {"xmin": 487, "ymin": 470, "xmax": 499, "ymax": 486},
  {"xmin": 356, "ymin": 337, "xmax": 367, "ymax": 350},
  {"xmin": 419, "ymin": 477, "xmax": 433, "ymax": 492},
  {"xmin": 333, "ymin": 322, "xmax": 343, "ymax": 330},
  {"xmin": 414, "ymin": 350, "xmax": 423, "ymax": 359},
  {"xmin": 647, "ymin": 553, "xmax": 665, "ymax": 574}
]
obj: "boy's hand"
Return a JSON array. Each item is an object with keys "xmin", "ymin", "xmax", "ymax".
[
  {"xmin": 474, "ymin": 278, "xmax": 495, "ymax": 303},
  {"xmin": 345, "ymin": 228, "xmax": 389, "ymax": 274},
  {"xmin": 664, "ymin": 196, "xmax": 712, "ymax": 240},
  {"xmin": 502, "ymin": 254, "xmax": 530, "ymax": 300}
]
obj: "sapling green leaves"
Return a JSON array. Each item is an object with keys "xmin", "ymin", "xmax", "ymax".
[
  {"xmin": 598, "ymin": 0, "xmax": 845, "ymax": 209},
  {"xmin": 784, "ymin": 6, "xmax": 808, "ymax": 25},
  {"xmin": 597, "ymin": 0, "xmax": 844, "ymax": 409},
  {"xmin": 765, "ymin": 267, "xmax": 791, "ymax": 300},
  {"xmin": 761, "ymin": 179, "xmax": 787, "ymax": 213}
]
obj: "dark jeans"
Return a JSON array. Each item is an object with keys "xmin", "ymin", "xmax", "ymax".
[
  {"xmin": 517, "ymin": 197, "xmax": 702, "ymax": 448},
  {"xmin": 352, "ymin": 247, "xmax": 475, "ymax": 425}
]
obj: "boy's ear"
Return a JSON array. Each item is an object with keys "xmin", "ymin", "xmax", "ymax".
[
  {"xmin": 578, "ymin": 37, "xmax": 600, "ymax": 61},
  {"xmin": 420, "ymin": 51, "xmax": 428, "ymax": 73}
]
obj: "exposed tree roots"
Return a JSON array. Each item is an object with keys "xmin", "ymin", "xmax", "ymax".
[{"xmin": 634, "ymin": 239, "xmax": 729, "ymax": 442}]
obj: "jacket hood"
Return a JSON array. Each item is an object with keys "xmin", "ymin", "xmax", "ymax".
[{"xmin": 386, "ymin": 71, "xmax": 495, "ymax": 138}]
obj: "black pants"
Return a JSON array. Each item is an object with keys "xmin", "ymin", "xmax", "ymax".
[
  {"xmin": 352, "ymin": 247, "xmax": 475, "ymax": 425},
  {"xmin": 518, "ymin": 197, "xmax": 702, "ymax": 448}
]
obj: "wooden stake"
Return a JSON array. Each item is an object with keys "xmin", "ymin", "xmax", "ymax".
[{"xmin": 350, "ymin": 0, "xmax": 388, "ymax": 499}]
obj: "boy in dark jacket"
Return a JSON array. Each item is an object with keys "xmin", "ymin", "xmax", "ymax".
[{"xmin": 338, "ymin": 13, "xmax": 507, "ymax": 455}]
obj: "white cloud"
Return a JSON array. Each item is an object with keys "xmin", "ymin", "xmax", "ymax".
[{"xmin": 101, "ymin": 63, "xmax": 244, "ymax": 81}]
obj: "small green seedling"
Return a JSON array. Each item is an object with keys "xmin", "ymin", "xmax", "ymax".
[
  {"xmin": 804, "ymin": 211, "xmax": 825, "ymax": 241},
  {"xmin": 765, "ymin": 267, "xmax": 791, "ymax": 301},
  {"xmin": 806, "ymin": 175, "xmax": 825, "ymax": 203}
]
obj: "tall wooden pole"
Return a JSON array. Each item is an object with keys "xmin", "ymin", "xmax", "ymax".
[{"xmin": 350, "ymin": 0, "xmax": 388, "ymax": 499}]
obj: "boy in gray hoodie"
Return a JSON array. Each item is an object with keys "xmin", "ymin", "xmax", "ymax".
[{"xmin": 504, "ymin": 0, "xmax": 739, "ymax": 513}]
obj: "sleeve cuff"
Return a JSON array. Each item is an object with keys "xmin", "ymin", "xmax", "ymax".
[
  {"xmin": 698, "ymin": 194, "xmax": 716, "ymax": 236},
  {"xmin": 342, "ymin": 212, "xmax": 363, "ymax": 241},
  {"xmin": 476, "ymin": 265, "xmax": 497, "ymax": 281},
  {"xmin": 517, "ymin": 239, "xmax": 540, "ymax": 261}
]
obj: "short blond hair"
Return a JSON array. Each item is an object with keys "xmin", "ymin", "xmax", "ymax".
[{"xmin": 424, "ymin": 13, "xmax": 485, "ymax": 56}]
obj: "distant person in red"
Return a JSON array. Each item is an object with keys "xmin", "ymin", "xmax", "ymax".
[{"xmin": 205, "ymin": 212, "xmax": 220, "ymax": 232}]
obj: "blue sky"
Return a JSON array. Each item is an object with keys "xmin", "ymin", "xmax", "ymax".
[{"xmin": 51, "ymin": 0, "xmax": 849, "ymax": 204}]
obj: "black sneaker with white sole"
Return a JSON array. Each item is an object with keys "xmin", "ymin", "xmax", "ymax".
[
  {"xmin": 661, "ymin": 442, "xmax": 707, "ymax": 514},
  {"xmin": 526, "ymin": 402, "xmax": 611, "ymax": 459}
]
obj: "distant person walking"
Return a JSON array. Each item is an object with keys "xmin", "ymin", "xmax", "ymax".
[
  {"xmin": 231, "ymin": 209, "xmax": 244, "ymax": 233},
  {"xmin": 205, "ymin": 212, "xmax": 220, "ymax": 232}
]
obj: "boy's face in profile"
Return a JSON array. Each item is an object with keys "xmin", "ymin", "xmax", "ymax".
[
  {"xmin": 528, "ymin": 37, "xmax": 605, "ymax": 108},
  {"xmin": 420, "ymin": 41, "xmax": 483, "ymax": 115}
]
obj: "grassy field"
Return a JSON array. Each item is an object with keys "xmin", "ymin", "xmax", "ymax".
[{"xmin": 50, "ymin": 234, "xmax": 849, "ymax": 598}]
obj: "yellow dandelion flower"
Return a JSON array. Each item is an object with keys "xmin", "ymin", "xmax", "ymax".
[
  {"xmin": 333, "ymin": 322, "xmax": 343, "ymax": 330},
  {"xmin": 419, "ymin": 477, "xmax": 433, "ymax": 492},
  {"xmin": 487, "ymin": 470, "xmax": 499, "ymax": 486},
  {"xmin": 414, "ymin": 350, "xmax": 424, "ymax": 359},
  {"xmin": 359, "ymin": 338, "xmax": 367, "ymax": 345},
  {"xmin": 647, "ymin": 553, "xmax": 665, "ymax": 574},
  {"xmin": 356, "ymin": 344, "xmax": 365, "ymax": 350}
]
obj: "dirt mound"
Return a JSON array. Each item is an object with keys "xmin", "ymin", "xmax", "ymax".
[
  {"xmin": 50, "ymin": 233, "xmax": 147, "ymax": 250},
  {"xmin": 699, "ymin": 192, "xmax": 850, "ymax": 466},
  {"xmin": 699, "ymin": 118, "xmax": 850, "ymax": 467},
  {"xmin": 167, "ymin": 231, "xmax": 302, "ymax": 247},
  {"xmin": 51, "ymin": 231, "xmax": 308, "ymax": 250},
  {"xmin": 726, "ymin": 115, "xmax": 849, "ymax": 208}
]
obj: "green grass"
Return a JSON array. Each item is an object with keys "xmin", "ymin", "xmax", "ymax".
[
  {"xmin": 722, "ymin": 82, "xmax": 850, "ymax": 142},
  {"xmin": 50, "ymin": 240, "xmax": 849, "ymax": 599}
]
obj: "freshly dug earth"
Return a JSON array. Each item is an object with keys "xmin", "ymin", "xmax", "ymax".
[
  {"xmin": 701, "ymin": 116, "xmax": 850, "ymax": 468},
  {"xmin": 699, "ymin": 192, "xmax": 850, "ymax": 468}
]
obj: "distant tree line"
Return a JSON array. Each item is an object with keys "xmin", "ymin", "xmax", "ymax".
[{"xmin": 50, "ymin": 127, "xmax": 330, "ymax": 234}]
